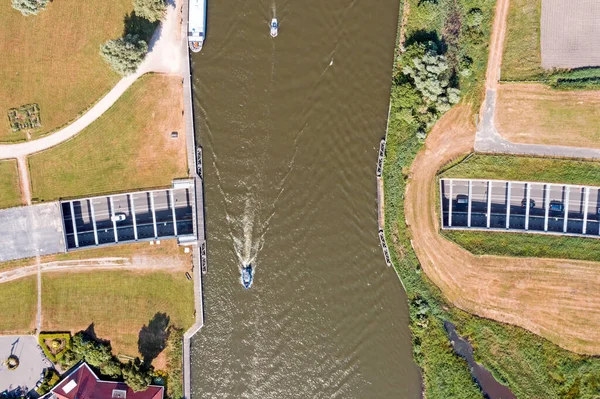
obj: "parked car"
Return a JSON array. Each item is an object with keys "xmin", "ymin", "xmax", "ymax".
[
  {"xmin": 549, "ymin": 200, "xmax": 564, "ymax": 214},
  {"xmin": 456, "ymin": 194, "xmax": 469, "ymax": 210},
  {"xmin": 111, "ymin": 213, "xmax": 126, "ymax": 222},
  {"xmin": 521, "ymin": 198, "xmax": 536, "ymax": 208}
]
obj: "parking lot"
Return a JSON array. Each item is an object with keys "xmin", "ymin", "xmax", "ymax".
[
  {"xmin": 61, "ymin": 186, "xmax": 195, "ymax": 250},
  {"xmin": 440, "ymin": 178, "xmax": 600, "ymax": 237}
]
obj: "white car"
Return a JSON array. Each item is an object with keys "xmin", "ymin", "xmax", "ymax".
[{"xmin": 111, "ymin": 213, "xmax": 126, "ymax": 222}]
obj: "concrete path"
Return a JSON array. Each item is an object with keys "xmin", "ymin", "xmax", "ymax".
[
  {"xmin": 474, "ymin": 0, "xmax": 600, "ymax": 160},
  {"xmin": 0, "ymin": 257, "xmax": 183, "ymax": 284},
  {"xmin": 0, "ymin": 0, "xmax": 184, "ymax": 161}
]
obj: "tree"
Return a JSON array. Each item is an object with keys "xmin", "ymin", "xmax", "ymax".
[
  {"xmin": 133, "ymin": 0, "xmax": 167, "ymax": 23},
  {"xmin": 402, "ymin": 48, "xmax": 460, "ymax": 113},
  {"xmin": 100, "ymin": 34, "xmax": 148, "ymax": 76},
  {"xmin": 122, "ymin": 358, "xmax": 154, "ymax": 392},
  {"xmin": 11, "ymin": 0, "xmax": 49, "ymax": 15}
]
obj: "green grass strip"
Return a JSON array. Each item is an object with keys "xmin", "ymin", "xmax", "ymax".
[{"xmin": 443, "ymin": 230, "xmax": 600, "ymax": 262}]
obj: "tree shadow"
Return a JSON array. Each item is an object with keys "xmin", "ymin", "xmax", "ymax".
[
  {"xmin": 404, "ymin": 30, "xmax": 444, "ymax": 53},
  {"xmin": 138, "ymin": 313, "xmax": 170, "ymax": 365}
]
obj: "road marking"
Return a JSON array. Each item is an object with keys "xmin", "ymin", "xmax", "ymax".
[
  {"xmin": 69, "ymin": 201, "xmax": 79, "ymax": 248},
  {"xmin": 544, "ymin": 184, "xmax": 550, "ymax": 232},
  {"xmin": 525, "ymin": 183, "xmax": 531, "ymax": 230},
  {"xmin": 583, "ymin": 187, "xmax": 590, "ymax": 234},
  {"xmin": 563, "ymin": 186, "xmax": 570, "ymax": 233},
  {"xmin": 150, "ymin": 192, "xmax": 158, "ymax": 238},
  {"xmin": 467, "ymin": 180, "xmax": 472, "ymax": 227},
  {"xmin": 90, "ymin": 199, "xmax": 99, "ymax": 245},
  {"xmin": 130, "ymin": 194, "xmax": 138, "ymax": 241},
  {"xmin": 448, "ymin": 179, "xmax": 453, "ymax": 227},
  {"xmin": 171, "ymin": 189, "xmax": 178, "ymax": 237},
  {"xmin": 506, "ymin": 181, "xmax": 511, "ymax": 229}
]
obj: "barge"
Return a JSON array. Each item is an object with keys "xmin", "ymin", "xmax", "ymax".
[{"xmin": 188, "ymin": 0, "xmax": 206, "ymax": 52}]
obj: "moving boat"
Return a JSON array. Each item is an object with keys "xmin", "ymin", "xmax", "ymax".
[
  {"xmin": 270, "ymin": 18, "xmax": 278, "ymax": 37},
  {"xmin": 241, "ymin": 264, "xmax": 253, "ymax": 289},
  {"xmin": 188, "ymin": 0, "xmax": 206, "ymax": 52}
]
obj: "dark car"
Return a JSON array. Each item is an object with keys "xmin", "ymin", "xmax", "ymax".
[
  {"xmin": 549, "ymin": 200, "xmax": 564, "ymax": 214},
  {"xmin": 456, "ymin": 194, "xmax": 469, "ymax": 210},
  {"xmin": 521, "ymin": 198, "xmax": 536, "ymax": 208}
]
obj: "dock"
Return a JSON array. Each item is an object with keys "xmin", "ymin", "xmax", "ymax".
[
  {"xmin": 377, "ymin": 102, "xmax": 392, "ymax": 267},
  {"xmin": 181, "ymin": 0, "xmax": 207, "ymax": 397}
]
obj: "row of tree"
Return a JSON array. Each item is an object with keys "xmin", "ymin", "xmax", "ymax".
[{"xmin": 59, "ymin": 332, "xmax": 154, "ymax": 392}]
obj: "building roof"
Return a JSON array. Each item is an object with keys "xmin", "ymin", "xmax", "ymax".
[{"xmin": 48, "ymin": 363, "xmax": 163, "ymax": 399}]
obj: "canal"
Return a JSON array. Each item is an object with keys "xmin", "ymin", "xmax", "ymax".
[{"xmin": 189, "ymin": 0, "xmax": 422, "ymax": 396}]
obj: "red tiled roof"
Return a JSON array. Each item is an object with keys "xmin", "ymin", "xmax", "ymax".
[{"xmin": 49, "ymin": 363, "xmax": 163, "ymax": 399}]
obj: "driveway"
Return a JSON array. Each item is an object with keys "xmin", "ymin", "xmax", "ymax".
[{"xmin": 0, "ymin": 335, "xmax": 52, "ymax": 395}]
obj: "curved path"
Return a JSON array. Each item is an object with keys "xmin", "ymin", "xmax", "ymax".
[
  {"xmin": 475, "ymin": 0, "xmax": 600, "ymax": 160},
  {"xmin": 405, "ymin": 105, "xmax": 600, "ymax": 355},
  {"xmin": 0, "ymin": 0, "xmax": 184, "ymax": 161}
]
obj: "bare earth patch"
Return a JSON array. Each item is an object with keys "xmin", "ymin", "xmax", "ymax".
[
  {"xmin": 405, "ymin": 104, "xmax": 600, "ymax": 355},
  {"xmin": 496, "ymin": 83, "xmax": 600, "ymax": 148}
]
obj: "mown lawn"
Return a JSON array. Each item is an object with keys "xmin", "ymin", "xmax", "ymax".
[
  {"xmin": 441, "ymin": 154, "xmax": 600, "ymax": 186},
  {"xmin": 42, "ymin": 270, "xmax": 195, "ymax": 357},
  {"xmin": 0, "ymin": 276, "xmax": 37, "ymax": 333},
  {"xmin": 0, "ymin": 159, "xmax": 22, "ymax": 208},
  {"xmin": 0, "ymin": 0, "xmax": 132, "ymax": 142},
  {"xmin": 443, "ymin": 230, "xmax": 600, "ymax": 262},
  {"xmin": 501, "ymin": 0, "xmax": 545, "ymax": 81},
  {"xmin": 29, "ymin": 74, "xmax": 188, "ymax": 201}
]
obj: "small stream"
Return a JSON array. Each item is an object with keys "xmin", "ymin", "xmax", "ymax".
[{"xmin": 444, "ymin": 321, "xmax": 516, "ymax": 399}]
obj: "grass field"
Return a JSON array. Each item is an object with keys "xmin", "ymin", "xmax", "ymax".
[
  {"xmin": 0, "ymin": 0, "xmax": 132, "ymax": 142},
  {"xmin": 0, "ymin": 159, "xmax": 22, "ymax": 208},
  {"xmin": 0, "ymin": 276, "xmax": 37, "ymax": 333},
  {"xmin": 29, "ymin": 74, "xmax": 187, "ymax": 201},
  {"xmin": 443, "ymin": 230, "xmax": 600, "ymax": 262},
  {"xmin": 441, "ymin": 153, "xmax": 600, "ymax": 186},
  {"xmin": 501, "ymin": 0, "xmax": 544, "ymax": 81},
  {"xmin": 42, "ymin": 269, "xmax": 194, "ymax": 357},
  {"xmin": 495, "ymin": 83, "xmax": 600, "ymax": 148}
]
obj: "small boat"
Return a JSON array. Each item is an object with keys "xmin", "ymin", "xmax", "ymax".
[
  {"xmin": 241, "ymin": 264, "xmax": 253, "ymax": 289},
  {"xmin": 270, "ymin": 18, "xmax": 278, "ymax": 37}
]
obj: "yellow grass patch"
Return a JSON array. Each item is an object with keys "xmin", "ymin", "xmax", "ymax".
[
  {"xmin": 29, "ymin": 74, "xmax": 187, "ymax": 200},
  {"xmin": 0, "ymin": 159, "xmax": 22, "ymax": 208},
  {"xmin": 496, "ymin": 83, "xmax": 600, "ymax": 148},
  {"xmin": 0, "ymin": 0, "xmax": 132, "ymax": 142},
  {"xmin": 42, "ymin": 268, "xmax": 195, "ymax": 357},
  {"xmin": 0, "ymin": 276, "xmax": 37, "ymax": 333}
]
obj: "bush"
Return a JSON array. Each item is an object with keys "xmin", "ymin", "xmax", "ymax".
[
  {"xmin": 133, "ymin": 0, "xmax": 167, "ymax": 23},
  {"xmin": 122, "ymin": 358, "xmax": 154, "ymax": 392},
  {"xmin": 11, "ymin": 0, "xmax": 49, "ymax": 16},
  {"xmin": 100, "ymin": 34, "xmax": 149, "ymax": 76},
  {"xmin": 36, "ymin": 369, "xmax": 60, "ymax": 395},
  {"xmin": 165, "ymin": 327, "xmax": 184, "ymax": 399},
  {"xmin": 39, "ymin": 332, "xmax": 72, "ymax": 363}
]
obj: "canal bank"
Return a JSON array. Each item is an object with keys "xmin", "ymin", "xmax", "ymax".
[
  {"xmin": 180, "ymin": 0, "xmax": 207, "ymax": 397},
  {"xmin": 187, "ymin": 0, "xmax": 422, "ymax": 396}
]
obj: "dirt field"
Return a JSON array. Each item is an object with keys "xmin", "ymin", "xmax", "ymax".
[
  {"xmin": 29, "ymin": 74, "xmax": 188, "ymax": 200},
  {"xmin": 0, "ymin": 159, "xmax": 22, "ymax": 209},
  {"xmin": 0, "ymin": 241, "xmax": 194, "ymax": 357},
  {"xmin": 496, "ymin": 83, "xmax": 600, "ymax": 148},
  {"xmin": 42, "ymin": 268, "xmax": 194, "ymax": 358},
  {"xmin": 0, "ymin": 0, "xmax": 131, "ymax": 142},
  {"xmin": 541, "ymin": 0, "xmax": 600, "ymax": 69},
  {"xmin": 405, "ymin": 104, "xmax": 600, "ymax": 354}
]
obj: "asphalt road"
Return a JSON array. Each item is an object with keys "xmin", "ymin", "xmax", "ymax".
[
  {"xmin": 442, "ymin": 179, "xmax": 600, "ymax": 236},
  {"xmin": 62, "ymin": 189, "xmax": 194, "ymax": 249}
]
